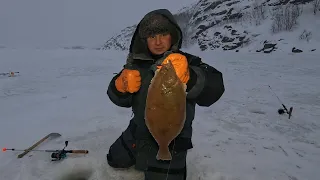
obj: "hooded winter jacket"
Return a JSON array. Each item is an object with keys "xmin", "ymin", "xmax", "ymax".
[{"xmin": 107, "ymin": 9, "xmax": 225, "ymax": 152}]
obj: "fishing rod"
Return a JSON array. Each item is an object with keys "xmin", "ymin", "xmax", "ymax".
[
  {"xmin": 2, "ymin": 141, "xmax": 89, "ymax": 161},
  {"xmin": 0, "ymin": 71, "xmax": 19, "ymax": 77},
  {"xmin": 268, "ymin": 85, "xmax": 293, "ymax": 119}
]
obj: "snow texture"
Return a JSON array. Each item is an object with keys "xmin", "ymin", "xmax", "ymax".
[{"xmin": 0, "ymin": 48, "xmax": 319, "ymax": 180}]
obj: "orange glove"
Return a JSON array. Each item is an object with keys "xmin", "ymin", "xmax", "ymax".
[
  {"xmin": 115, "ymin": 69, "xmax": 141, "ymax": 93},
  {"xmin": 158, "ymin": 53, "xmax": 190, "ymax": 84}
]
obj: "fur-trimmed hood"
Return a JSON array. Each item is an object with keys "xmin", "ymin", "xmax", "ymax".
[{"xmin": 128, "ymin": 9, "xmax": 183, "ymax": 61}]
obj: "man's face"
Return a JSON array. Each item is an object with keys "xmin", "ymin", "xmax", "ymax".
[{"xmin": 147, "ymin": 33, "xmax": 172, "ymax": 55}]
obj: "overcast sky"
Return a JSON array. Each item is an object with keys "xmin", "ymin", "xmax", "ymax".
[{"xmin": 0, "ymin": 0, "xmax": 198, "ymax": 49}]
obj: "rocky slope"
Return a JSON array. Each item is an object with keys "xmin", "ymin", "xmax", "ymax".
[{"xmin": 101, "ymin": 0, "xmax": 319, "ymax": 53}]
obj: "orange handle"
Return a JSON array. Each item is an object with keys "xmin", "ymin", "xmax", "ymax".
[{"xmin": 71, "ymin": 150, "xmax": 89, "ymax": 154}]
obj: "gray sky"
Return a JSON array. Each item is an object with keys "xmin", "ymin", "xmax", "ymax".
[{"xmin": 0, "ymin": 0, "xmax": 197, "ymax": 49}]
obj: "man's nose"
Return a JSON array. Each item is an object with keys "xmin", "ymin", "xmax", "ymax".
[{"xmin": 155, "ymin": 36, "xmax": 162, "ymax": 45}]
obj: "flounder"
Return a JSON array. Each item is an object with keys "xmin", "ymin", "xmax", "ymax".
[{"xmin": 145, "ymin": 60, "xmax": 187, "ymax": 160}]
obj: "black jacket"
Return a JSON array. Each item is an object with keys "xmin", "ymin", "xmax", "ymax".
[{"xmin": 107, "ymin": 9, "xmax": 225, "ymax": 151}]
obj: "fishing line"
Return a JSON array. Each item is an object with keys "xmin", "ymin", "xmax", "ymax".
[{"xmin": 165, "ymin": 139, "xmax": 176, "ymax": 180}]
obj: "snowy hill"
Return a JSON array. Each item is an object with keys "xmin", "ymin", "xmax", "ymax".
[
  {"xmin": 101, "ymin": 0, "xmax": 320, "ymax": 53},
  {"xmin": 101, "ymin": 25, "xmax": 137, "ymax": 51}
]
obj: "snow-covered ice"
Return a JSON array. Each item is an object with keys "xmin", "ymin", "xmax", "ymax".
[{"xmin": 0, "ymin": 48, "xmax": 319, "ymax": 180}]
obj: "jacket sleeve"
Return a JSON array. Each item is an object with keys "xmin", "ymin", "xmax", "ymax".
[
  {"xmin": 186, "ymin": 56, "xmax": 225, "ymax": 107},
  {"xmin": 107, "ymin": 71, "xmax": 133, "ymax": 108}
]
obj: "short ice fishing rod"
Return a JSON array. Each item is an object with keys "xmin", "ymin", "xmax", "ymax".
[
  {"xmin": 0, "ymin": 71, "xmax": 19, "ymax": 77},
  {"xmin": 2, "ymin": 141, "xmax": 89, "ymax": 161},
  {"xmin": 268, "ymin": 85, "xmax": 293, "ymax": 119}
]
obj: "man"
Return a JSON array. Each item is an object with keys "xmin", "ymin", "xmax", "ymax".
[{"xmin": 106, "ymin": 9, "xmax": 225, "ymax": 180}]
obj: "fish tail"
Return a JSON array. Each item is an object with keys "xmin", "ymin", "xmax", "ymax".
[{"xmin": 156, "ymin": 145, "xmax": 172, "ymax": 161}]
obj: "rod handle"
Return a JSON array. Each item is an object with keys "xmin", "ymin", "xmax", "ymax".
[{"xmin": 70, "ymin": 150, "xmax": 89, "ymax": 154}]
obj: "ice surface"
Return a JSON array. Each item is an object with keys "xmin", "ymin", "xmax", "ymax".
[{"xmin": 0, "ymin": 48, "xmax": 319, "ymax": 180}]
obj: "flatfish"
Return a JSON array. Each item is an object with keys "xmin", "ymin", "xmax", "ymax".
[{"xmin": 145, "ymin": 60, "xmax": 187, "ymax": 160}]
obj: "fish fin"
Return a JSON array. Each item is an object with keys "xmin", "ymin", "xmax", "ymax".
[
  {"xmin": 156, "ymin": 145, "xmax": 172, "ymax": 161},
  {"xmin": 150, "ymin": 69, "xmax": 160, "ymax": 85},
  {"xmin": 183, "ymin": 83, "xmax": 187, "ymax": 93},
  {"xmin": 155, "ymin": 68, "xmax": 160, "ymax": 76}
]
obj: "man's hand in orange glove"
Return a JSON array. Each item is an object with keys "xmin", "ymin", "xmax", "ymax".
[
  {"xmin": 158, "ymin": 53, "xmax": 190, "ymax": 84},
  {"xmin": 115, "ymin": 69, "xmax": 141, "ymax": 93}
]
